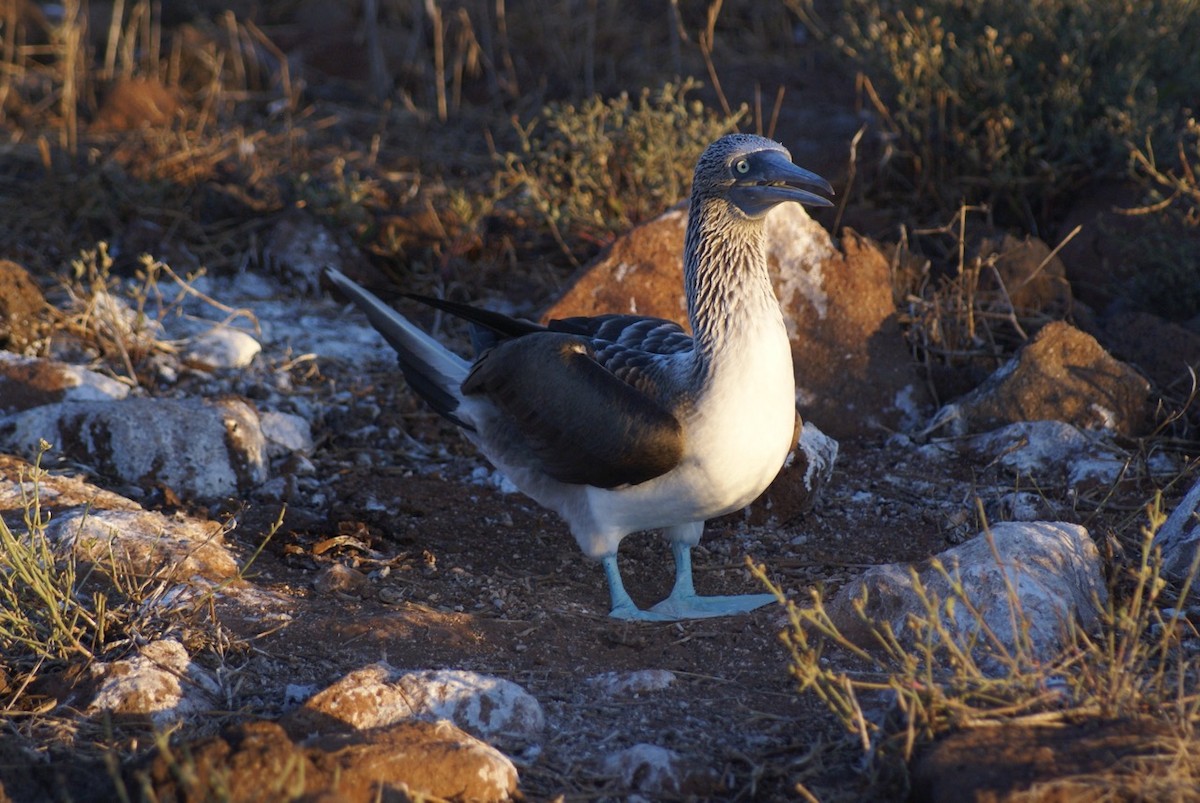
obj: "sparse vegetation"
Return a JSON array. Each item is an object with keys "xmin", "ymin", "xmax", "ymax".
[
  {"xmin": 495, "ymin": 79, "xmax": 744, "ymax": 259},
  {"xmin": 752, "ymin": 496, "xmax": 1200, "ymax": 796},
  {"xmin": 830, "ymin": 0, "xmax": 1200, "ymax": 226}
]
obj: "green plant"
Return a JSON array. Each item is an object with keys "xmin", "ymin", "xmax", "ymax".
[
  {"xmin": 831, "ymin": 0, "xmax": 1200, "ymax": 228},
  {"xmin": 495, "ymin": 79, "xmax": 744, "ymax": 261},
  {"xmin": 751, "ymin": 496, "xmax": 1200, "ymax": 780}
]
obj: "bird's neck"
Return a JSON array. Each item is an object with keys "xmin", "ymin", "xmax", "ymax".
[{"xmin": 683, "ymin": 199, "xmax": 781, "ymax": 361}]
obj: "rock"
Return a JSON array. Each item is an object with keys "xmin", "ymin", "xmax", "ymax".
[
  {"xmin": 600, "ymin": 744, "xmax": 721, "ymax": 799},
  {"xmin": 0, "ymin": 453, "xmax": 239, "ymax": 582},
  {"xmin": 259, "ymin": 410, "xmax": 314, "ymax": 456},
  {"xmin": 745, "ymin": 420, "xmax": 837, "ymax": 526},
  {"xmin": 1054, "ymin": 181, "xmax": 1145, "ymax": 310},
  {"xmin": 586, "ymin": 669, "xmax": 676, "ymax": 696},
  {"xmin": 544, "ymin": 203, "xmax": 930, "ymax": 438},
  {"xmin": 91, "ymin": 77, "xmax": 180, "ymax": 131},
  {"xmin": 827, "ymin": 522, "xmax": 1106, "ymax": 661},
  {"xmin": 1, "ymin": 397, "xmax": 268, "ymax": 500},
  {"xmin": 134, "ymin": 719, "xmax": 518, "ymax": 803},
  {"xmin": 288, "ymin": 663, "xmax": 545, "ymax": 752},
  {"xmin": 1100, "ymin": 310, "xmax": 1200, "ymax": 391},
  {"xmin": 266, "ymin": 209, "xmax": 368, "ymax": 295},
  {"xmin": 86, "ymin": 639, "xmax": 219, "ymax": 728},
  {"xmin": 972, "ymin": 233, "xmax": 1071, "ymax": 315},
  {"xmin": 1154, "ymin": 476, "xmax": 1200, "ymax": 583},
  {"xmin": 182, "ymin": 325, "xmax": 262, "ymax": 371},
  {"xmin": 924, "ymin": 321, "xmax": 1150, "ymax": 438},
  {"xmin": 45, "ymin": 508, "xmax": 239, "ymax": 582},
  {"xmin": 312, "ymin": 563, "xmax": 372, "ymax": 597},
  {"xmin": 960, "ymin": 420, "xmax": 1176, "ymax": 492},
  {"xmin": 0, "ymin": 453, "xmax": 139, "ymax": 513},
  {"xmin": 911, "ymin": 716, "xmax": 1181, "ymax": 803},
  {"xmin": 0, "ymin": 352, "xmax": 129, "ymax": 412},
  {"xmin": 0, "ymin": 260, "xmax": 51, "ymax": 353}
]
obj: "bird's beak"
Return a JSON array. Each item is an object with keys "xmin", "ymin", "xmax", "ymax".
[{"xmin": 729, "ymin": 149, "xmax": 835, "ymax": 218}]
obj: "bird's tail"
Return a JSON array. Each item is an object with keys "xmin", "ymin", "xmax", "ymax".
[{"xmin": 325, "ymin": 268, "xmax": 472, "ymax": 428}]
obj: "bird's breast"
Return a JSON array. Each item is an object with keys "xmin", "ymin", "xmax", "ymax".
[{"xmin": 680, "ymin": 316, "xmax": 796, "ymax": 510}]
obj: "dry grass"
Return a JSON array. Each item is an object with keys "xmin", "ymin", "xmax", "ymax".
[{"xmin": 752, "ymin": 495, "xmax": 1200, "ymax": 795}]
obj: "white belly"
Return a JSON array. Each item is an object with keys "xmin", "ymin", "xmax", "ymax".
[{"xmin": 574, "ymin": 316, "xmax": 796, "ymax": 554}]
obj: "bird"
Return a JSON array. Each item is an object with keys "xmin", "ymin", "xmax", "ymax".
[{"xmin": 325, "ymin": 133, "xmax": 833, "ymax": 621}]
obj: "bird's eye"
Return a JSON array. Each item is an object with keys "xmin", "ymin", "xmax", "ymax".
[{"xmin": 734, "ymin": 159, "xmax": 750, "ymax": 175}]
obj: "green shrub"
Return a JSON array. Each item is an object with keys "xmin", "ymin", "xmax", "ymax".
[
  {"xmin": 496, "ymin": 79, "xmax": 744, "ymax": 258},
  {"xmin": 834, "ymin": 0, "xmax": 1200, "ymax": 227}
]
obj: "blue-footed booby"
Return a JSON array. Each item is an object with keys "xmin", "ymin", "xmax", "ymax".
[{"xmin": 326, "ymin": 133, "xmax": 833, "ymax": 620}]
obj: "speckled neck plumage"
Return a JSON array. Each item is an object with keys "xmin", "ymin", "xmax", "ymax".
[{"xmin": 683, "ymin": 196, "xmax": 778, "ymax": 365}]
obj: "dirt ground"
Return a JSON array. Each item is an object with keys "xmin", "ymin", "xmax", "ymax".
[{"xmin": 190, "ymin": 349, "xmax": 1124, "ymax": 801}]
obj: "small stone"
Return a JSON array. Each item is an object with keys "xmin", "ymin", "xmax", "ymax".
[
  {"xmin": 312, "ymin": 563, "xmax": 371, "ymax": 597},
  {"xmin": 259, "ymin": 410, "xmax": 314, "ymax": 455},
  {"xmin": 600, "ymin": 744, "xmax": 721, "ymax": 798},
  {"xmin": 46, "ymin": 508, "xmax": 239, "ymax": 582},
  {"xmin": 134, "ymin": 719, "xmax": 518, "ymax": 803},
  {"xmin": 587, "ymin": 669, "xmax": 677, "ymax": 696},
  {"xmin": 183, "ymin": 326, "xmax": 262, "ymax": 371}
]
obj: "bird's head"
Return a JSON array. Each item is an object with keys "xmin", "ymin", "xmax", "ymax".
[{"xmin": 693, "ymin": 133, "xmax": 834, "ymax": 219}]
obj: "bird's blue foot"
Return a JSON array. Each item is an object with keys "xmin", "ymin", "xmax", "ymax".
[
  {"xmin": 647, "ymin": 591, "xmax": 777, "ymax": 619},
  {"xmin": 608, "ymin": 601, "xmax": 678, "ymax": 621}
]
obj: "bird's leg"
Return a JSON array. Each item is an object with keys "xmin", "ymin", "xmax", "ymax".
[
  {"xmin": 602, "ymin": 555, "xmax": 674, "ymax": 621},
  {"xmin": 648, "ymin": 527, "xmax": 776, "ymax": 619}
]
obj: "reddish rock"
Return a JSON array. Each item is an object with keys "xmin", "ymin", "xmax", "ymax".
[
  {"xmin": 925, "ymin": 321, "xmax": 1150, "ymax": 438},
  {"xmin": 134, "ymin": 719, "xmax": 519, "ymax": 803},
  {"xmin": 91, "ymin": 77, "xmax": 180, "ymax": 131},
  {"xmin": 288, "ymin": 663, "xmax": 544, "ymax": 752},
  {"xmin": 973, "ymin": 232, "xmax": 1072, "ymax": 315},
  {"xmin": 0, "ymin": 260, "xmax": 51, "ymax": 354},
  {"xmin": 545, "ymin": 203, "xmax": 928, "ymax": 438},
  {"xmin": 912, "ymin": 717, "xmax": 1182, "ymax": 803},
  {"xmin": 1054, "ymin": 182, "xmax": 1146, "ymax": 310},
  {"xmin": 1101, "ymin": 310, "xmax": 1200, "ymax": 391}
]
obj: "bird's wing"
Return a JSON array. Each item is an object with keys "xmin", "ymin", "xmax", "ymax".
[
  {"xmin": 548, "ymin": 315, "xmax": 693, "ymax": 355},
  {"xmin": 462, "ymin": 331, "xmax": 685, "ymax": 489}
]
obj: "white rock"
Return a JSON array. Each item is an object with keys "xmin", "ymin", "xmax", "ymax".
[
  {"xmin": 46, "ymin": 507, "xmax": 239, "ymax": 582},
  {"xmin": 964, "ymin": 421, "xmax": 1175, "ymax": 488},
  {"xmin": 296, "ymin": 663, "xmax": 545, "ymax": 751},
  {"xmin": 796, "ymin": 421, "xmax": 838, "ymax": 492},
  {"xmin": 259, "ymin": 410, "xmax": 313, "ymax": 455},
  {"xmin": 829, "ymin": 521, "xmax": 1106, "ymax": 662},
  {"xmin": 587, "ymin": 669, "xmax": 676, "ymax": 696},
  {"xmin": 1154, "ymin": 476, "xmax": 1200, "ymax": 582},
  {"xmin": 183, "ymin": 325, "xmax": 262, "ymax": 370},
  {"xmin": 1, "ymin": 397, "xmax": 268, "ymax": 500},
  {"xmin": 86, "ymin": 639, "xmax": 219, "ymax": 727},
  {"xmin": 601, "ymin": 744, "xmax": 717, "ymax": 798},
  {"xmin": 0, "ymin": 352, "xmax": 129, "ymax": 410}
]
